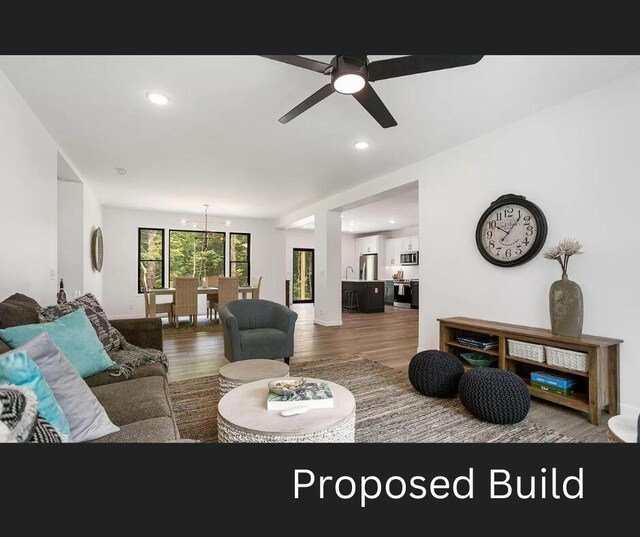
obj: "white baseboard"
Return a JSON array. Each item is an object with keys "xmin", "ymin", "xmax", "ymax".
[
  {"xmin": 620, "ymin": 403, "xmax": 640, "ymax": 416},
  {"xmin": 314, "ymin": 319, "xmax": 342, "ymax": 327}
]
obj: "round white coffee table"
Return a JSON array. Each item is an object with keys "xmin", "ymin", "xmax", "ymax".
[
  {"xmin": 217, "ymin": 377, "xmax": 356, "ymax": 443},
  {"xmin": 607, "ymin": 414, "xmax": 638, "ymax": 443},
  {"xmin": 218, "ymin": 359, "xmax": 290, "ymax": 396}
]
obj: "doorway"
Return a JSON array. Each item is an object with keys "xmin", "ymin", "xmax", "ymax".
[{"xmin": 293, "ymin": 248, "xmax": 314, "ymax": 303}]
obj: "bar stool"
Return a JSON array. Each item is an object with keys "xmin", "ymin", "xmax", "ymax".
[{"xmin": 343, "ymin": 290, "xmax": 359, "ymax": 313}]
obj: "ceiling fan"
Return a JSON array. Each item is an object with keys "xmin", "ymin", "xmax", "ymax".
[{"xmin": 260, "ymin": 55, "xmax": 484, "ymax": 128}]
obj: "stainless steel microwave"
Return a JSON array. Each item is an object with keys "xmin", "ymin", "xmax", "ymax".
[{"xmin": 400, "ymin": 252, "xmax": 419, "ymax": 265}]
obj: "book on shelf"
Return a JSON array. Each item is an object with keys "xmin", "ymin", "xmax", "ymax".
[
  {"xmin": 267, "ymin": 381, "xmax": 334, "ymax": 410},
  {"xmin": 531, "ymin": 380, "xmax": 576, "ymax": 396},
  {"xmin": 456, "ymin": 335, "xmax": 498, "ymax": 350},
  {"xmin": 531, "ymin": 371, "xmax": 577, "ymax": 390}
]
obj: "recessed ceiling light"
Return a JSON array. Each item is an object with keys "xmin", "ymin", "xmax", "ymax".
[
  {"xmin": 354, "ymin": 141, "xmax": 369, "ymax": 150},
  {"xmin": 181, "ymin": 219, "xmax": 189, "ymax": 225},
  {"xmin": 340, "ymin": 214, "xmax": 345, "ymax": 218},
  {"xmin": 192, "ymin": 223, "xmax": 198, "ymax": 229},
  {"xmin": 389, "ymin": 219, "xmax": 397, "ymax": 224},
  {"xmin": 146, "ymin": 92, "xmax": 171, "ymax": 106},
  {"xmin": 115, "ymin": 167, "xmax": 128, "ymax": 175},
  {"xmin": 225, "ymin": 220, "xmax": 231, "ymax": 227}
]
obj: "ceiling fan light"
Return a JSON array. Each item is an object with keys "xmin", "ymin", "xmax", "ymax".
[{"xmin": 333, "ymin": 73, "xmax": 365, "ymax": 94}]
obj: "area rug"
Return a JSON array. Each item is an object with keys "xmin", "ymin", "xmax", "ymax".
[
  {"xmin": 162, "ymin": 315, "xmax": 223, "ymax": 336},
  {"xmin": 168, "ymin": 355, "xmax": 576, "ymax": 443}
]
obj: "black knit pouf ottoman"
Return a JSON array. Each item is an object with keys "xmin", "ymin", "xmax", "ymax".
[
  {"xmin": 458, "ymin": 368, "xmax": 530, "ymax": 424},
  {"xmin": 408, "ymin": 350, "xmax": 464, "ymax": 398}
]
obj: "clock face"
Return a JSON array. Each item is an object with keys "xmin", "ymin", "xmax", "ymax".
[{"xmin": 476, "ymin": 195, "xmax": 547, "ymax": 267}]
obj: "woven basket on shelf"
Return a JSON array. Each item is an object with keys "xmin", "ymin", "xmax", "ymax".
[
  {"xmin": 507, "ymin": 339, "xmax": 545, "ymax": 362},
  {"xmin": 545, "ymin": 346, "xmax": 588, "ymax": 373}
]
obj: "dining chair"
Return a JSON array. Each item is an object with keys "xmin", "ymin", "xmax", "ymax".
[
  {"xmin": 172, "ymin": 277, "xmax": 199, "ymax": 327},
  {"xmin": 140, "ymin": 263, "xmax": 173, "ymax": 323},
  {"xmin": 250, "ymin": 275, "xmax": 262, "ymax": 299},
  {"xmin": 205, "ymin": 275, "xmax": 220, "ymax": 319},
  {"xmin": 212, "ymin": 277, "xmax": 239, "ymax": 321}
]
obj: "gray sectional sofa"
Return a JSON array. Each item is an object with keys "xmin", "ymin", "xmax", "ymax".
[
  {"xmin": 0, "ymin": 294, "xmax": 181, "ymax": 443},
  {"xmin": 87, "ymin": 318, "xmax": 180, "ymax": 443}
]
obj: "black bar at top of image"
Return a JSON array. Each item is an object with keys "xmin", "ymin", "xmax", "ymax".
[{"xmin": 2, "ymin": 7, "xmax": 640, "ymax": 54}]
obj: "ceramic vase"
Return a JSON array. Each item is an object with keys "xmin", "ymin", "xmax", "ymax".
[{"xmin": 549, "ymin": 273, "xmax": 583, "ymax": 338}]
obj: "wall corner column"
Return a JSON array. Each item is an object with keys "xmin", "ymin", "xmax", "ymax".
[{"xmin": 314, "ymin": 210, "xmax": 342, "ymax": 326}]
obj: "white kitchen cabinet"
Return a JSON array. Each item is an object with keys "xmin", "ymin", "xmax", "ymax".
[
  {"xmin": 384, "ymin": 238, "xmax": 402, "ymax": 266},
  {"xmin": 384, "ymin": 239, "xmax": 394, "ymax": 266},
  {"xmin": 355, "ymin": 235, "xmax": 380, "ymax": 257},
  {"xmin": 401, "ymin": 236, "xmax": 419, "ymax": 252}
]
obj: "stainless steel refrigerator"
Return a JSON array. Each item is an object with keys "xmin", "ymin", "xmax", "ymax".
[{"xmin": 359, "ymin": 253, "xmax": 378, "ymax": 281}]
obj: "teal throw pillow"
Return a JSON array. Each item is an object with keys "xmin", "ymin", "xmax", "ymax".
[
  {"xmin": 0, "ymin": 350, "xmax": 71, "ymax": 438},
  {"xmin": 0, "ymin": 308, "xmax": 116, "ymax": 378}
]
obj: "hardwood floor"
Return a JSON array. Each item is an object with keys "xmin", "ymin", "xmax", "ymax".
[{"xmin": 163, "ymin": 303, "xmax": 608, "ymax": 442}]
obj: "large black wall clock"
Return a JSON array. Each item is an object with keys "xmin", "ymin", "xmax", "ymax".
[{"xmin": 475, "ymin": 194, "xmax": 547, "ymax": 267}]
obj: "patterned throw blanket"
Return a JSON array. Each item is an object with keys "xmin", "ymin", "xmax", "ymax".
[
  {"xmin": 107, "ymin": 329, "xmax": 169, "ymax": 380},
  {"xmin": 39, "ymin": 294, "xmax": 169, "ymax": 381}
]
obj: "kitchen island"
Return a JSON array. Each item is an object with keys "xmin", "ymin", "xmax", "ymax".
[{"xmin": 342, "ymin": 280, "xmax": 385, "ymax": 313}]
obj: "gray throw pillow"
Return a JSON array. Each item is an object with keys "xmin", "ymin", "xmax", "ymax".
[
  {"xmin": 7, "ymin": 333, "xmax": 119, "ymax": 442},
  {"xmin": 38, "ymin": 293, "xmax": 120, "ymax": 352}
]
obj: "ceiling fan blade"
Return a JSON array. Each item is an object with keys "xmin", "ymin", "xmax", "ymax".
[
  {"xmin": 279, "ymin": 84, "xmax": 336, "ymax": 124},
  {"xmin": 353, "ymin": 83, "xmax": 397, "ymax": 128},
  {"xmin": 368, "ymin": 55, "xmax": 484, "ymax": 82},
  {"xmin": 259, "ymin": 55, "xmax": 331, "ymax": 74}
]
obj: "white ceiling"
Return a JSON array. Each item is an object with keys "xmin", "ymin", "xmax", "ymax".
[{"xmin": 1, "ymin": 55, "xmax": 639, "ymax": 219}]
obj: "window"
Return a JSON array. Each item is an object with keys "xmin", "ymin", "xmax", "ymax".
[
  {"xmin": 292, "ymin": 248, "xmax": 314, "ymax": 303},
  {"xmin": 229, "ymin": 233, "xmax": 250, "ymax": 286},
  {"xmin": 138, "ymin": 228, "xmax": 165, "ymax": 293},
  {"xmin": 169, "ymin": 230, "xmax": 225, "ymax": 287}
]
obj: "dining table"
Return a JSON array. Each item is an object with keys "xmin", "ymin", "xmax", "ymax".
[{"xmin": 148, "ymin": 285, "xmax": 259, "ymax": 317}]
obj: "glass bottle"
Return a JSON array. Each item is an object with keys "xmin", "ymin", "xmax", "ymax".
[{"xmin": 57, "ymin": 279, "xmax": 67, "ymax": 304}]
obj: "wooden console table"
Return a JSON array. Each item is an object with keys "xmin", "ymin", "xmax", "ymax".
[{"xmin": 438, "ymin": 317, "xmax": 622, "ymax": 425}]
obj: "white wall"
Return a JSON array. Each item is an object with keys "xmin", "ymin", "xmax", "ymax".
[
  {"xmin": 56, "ymin": 180, "xmax": 103, "ymax": 303},
  {"xmin": 0, "ymin": 69, "xmax": 58, "ymax": 305},
  {"xmin": 57, "ymin": 181, "xmax": 84, "ymax": 297},
  {"xmin": 417, "ymin": 71, "xmax": 640, "ymax": 413},
  {"xmin": 101, "ymin": 207, "xmax": 286, "ymax": 318},
  {"xmin": 341, "ymin": 233, "xmax": 356, "ymax": 280},
  {"xmin": 278, "ymin": 70, "xmax": 640, "ymax": 414},
  {"xmin": 83, "ymin": 183, "xmax": 103, "ymax": 302}
]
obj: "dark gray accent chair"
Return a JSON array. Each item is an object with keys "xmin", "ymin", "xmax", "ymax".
[{"xmin": 219, "ymin": 299, "xmax": 298, "ymax": 364}]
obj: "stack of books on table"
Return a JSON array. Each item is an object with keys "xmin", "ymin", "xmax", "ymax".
[
  {"xmin": 531, "ymin": 371, "xmax": 577, "ymax": 396},
  {"xmin": 456, "ymin": 335, "xmax": 499, "ymax": 350},
  {"xmin": 267, "ymin": 381, "xmax": 334, "ymax": 410}
]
